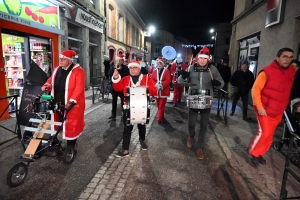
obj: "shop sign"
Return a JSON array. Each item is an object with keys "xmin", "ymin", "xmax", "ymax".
[
  {"xmin": 0, "ymin": 0, "xmax": 63, "ymax": 35},
  {"xmin": 265, "ymin": 0, "xmax": 286, "ymax": 28},
  {"xmin": 74, "ymin": 8, "xmax": 104, "ymax": 33}
]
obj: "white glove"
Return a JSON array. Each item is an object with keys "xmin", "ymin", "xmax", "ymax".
[
  {"xmin": 155, "ymin": 83, "xmax": 160, "ymax": 90},
  {"xmin": 159, "ymin": 84, "xmax": 163, "ymax": 90}
]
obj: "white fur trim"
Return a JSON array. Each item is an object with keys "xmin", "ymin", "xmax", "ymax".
[
  {"xmin": 198, "ymin": 54, "xmax": 210, "ymax": 59},
  {"xmin": 70, "ymin": 98, "xmax": 77, "ymax": 104},
  {"xmin": 59, "ymin": 54, "xmax": 72, "ymax": 60},
  {"xmin": 128, "ymin": 62, "xmax": 141, "ymax": 68},
  {"xmin": 112, "ymin": 75, "xmax": 121, "ymax": 83}
]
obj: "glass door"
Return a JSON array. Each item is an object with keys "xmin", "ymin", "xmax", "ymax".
[{"xmin": 2, "ymin": 33, "xmax": 26, "ymax": 111}]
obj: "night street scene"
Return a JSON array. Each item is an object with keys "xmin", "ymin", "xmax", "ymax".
[{"xmin": 0, "ymin": 0, "xmax": 300, "ymax": 199}]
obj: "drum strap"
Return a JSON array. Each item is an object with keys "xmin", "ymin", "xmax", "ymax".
[{"xmin": 146, "ymin": 74, "xmax": 148, "ymax": 87}]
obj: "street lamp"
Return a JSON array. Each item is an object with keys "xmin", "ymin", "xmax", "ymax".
[
  {"xmin": 210, "ymin": 28, "xmax": 214, "ymax": 33},
  {"xmin": 144, "ymin": 25, "xmax": 156, "ymax": 62}
]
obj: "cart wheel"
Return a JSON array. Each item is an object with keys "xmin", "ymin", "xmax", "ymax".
[
  {"xmin": 62, "ymin": 146, "xmax": 76, "ymax": 164},
  {"xmin": 273, "ymin": 141, "xmax": 283, "ymax": 151},
  {"xmin": 7, "ymin": 162, "xmax": 28, "ymax": 187}
]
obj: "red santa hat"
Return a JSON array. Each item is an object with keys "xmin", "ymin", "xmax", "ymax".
[
  {"xmin": 156, "ymin": 57, "xmax": 164, "ymax": 65},
  {"xmin": 128, "ymin": 60, "xmax": 141, "ymax": 69},
  {"xmin": 59, "ymin": 50, "xmax": 76, "ymax": 60},
  {"xmin": 198, "ymin": 46, "xmax": 210, "ymax": 59},
  {"xmin": 116, "ymin": 53, "xmax": 125, "ymax": 60}
]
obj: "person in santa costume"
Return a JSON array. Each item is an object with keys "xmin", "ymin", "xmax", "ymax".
[
  {"xmin": 107, "ymin": 53, "xmax": 130, "ymax": 119},
  {"xmin": 41, "ymin": 50, "xmax": 85, "ymax": 151},
  {"xmin": 112, "ymin": 60, "xmax": 156, "ymax": 158},
  {"xmin": 151, "ymin": 57, "xmax": 171, "ymax": 123}
]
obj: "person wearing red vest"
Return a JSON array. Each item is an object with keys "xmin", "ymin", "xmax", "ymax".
[
  {"xmin": 151, "ymin": 57, "xmax": 171, "ymax": 123},
  {"xmin": 42, "ymin": 50, "xmax": 85, "ymax": 154},
  {"xmin": 248, "ymin": 48, "xmax": 295, "ymax": 167},
  {"xmin": 112, "ymin": 60, "xmax": 156, "ymax": 158}
]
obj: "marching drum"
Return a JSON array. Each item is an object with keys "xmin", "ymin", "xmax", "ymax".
[
  {"xmin": 123, "ymin": 87, "xmax": 150, "ymax": 125},
  {"xmin": 186, "ymin": 95, "xmax": 213, "ymax": 109}
]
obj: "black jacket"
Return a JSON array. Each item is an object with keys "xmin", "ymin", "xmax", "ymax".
[
  {"xmin": 141, "ymin": 67, "xmax": 148, "ymax": 75},
  {"xmin": 230, "ymin": 69, "xmax": 254, "ymax": 94},
  {"xmin": 218, "ymin": 65, "xmax": 231, "ymax": 83},
  {"xmin": 290, "ymin": 70, "xmax": 300, "ymax": 99},
  {"xmin": 103, "ymin": 60, "xmax": 111, "ymax": 77},
  {"xmin": 107, "ymin": 64, "xmax": 129, "ymax": 78}
]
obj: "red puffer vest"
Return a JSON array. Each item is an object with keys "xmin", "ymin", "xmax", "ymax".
[{"xmin": 260, "ymin": 60, "xmax": 295, "ymax": 116}]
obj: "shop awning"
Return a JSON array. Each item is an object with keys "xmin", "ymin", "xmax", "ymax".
[{"xmin": 130, "ymin": 48, "xmax": 144, "ymax": 57}]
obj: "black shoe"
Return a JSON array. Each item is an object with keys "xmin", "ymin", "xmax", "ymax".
[
  {"xmin": 250, "ymin": 156, "xmax": 259, "ymax": 167},
  {"xmin": 230, "ymin": 112, "xmax": 234, "ymax": 116},
  {"xmin": 158, "ymin": 120, "xmax": 162, "ymax": 124},
  {"xmin": 258, "ymin": 156, "xmax": 266, "ymax": 165},
  {"xmin": 116, "ymin": 150, "xmax": 129, "ymax": 158},
  {"xmin": 108, "ymin": 115, "xmax": 116, "ymax": 119},
  {"xmin": 140, "ymin": 140, "xmax": 148, "ymax": 150},
  {"xmin": 173, "ymin": 104, "xmax": 177, "ymax": 107},
  {"xmin": 178, "ymin": 100, "xmax": 181, "ymax": 104},
  {"xmin": 243, "ymin": 116, "xmax": 252, "ymax": 121}
]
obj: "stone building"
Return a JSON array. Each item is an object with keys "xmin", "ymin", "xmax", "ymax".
[
  {"xmin": 106, "ymin": 0, "xmax": 145, "ymax": 64},
  {"xmin": 229, "ymin": 0, "xmax": 300, "ymax": 77}
]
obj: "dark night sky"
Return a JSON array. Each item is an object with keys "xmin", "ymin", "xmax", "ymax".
[{"xmin": 129, "ymin": 0, "xmax": 235, "ymax": 44}]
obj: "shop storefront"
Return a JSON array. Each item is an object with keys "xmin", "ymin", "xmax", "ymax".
[
  {"xmin": 66, "ymin": 7, "xmax": 104, "ymax": 88},
  {"xmin": 0, "ymin": 0, "xmax": 63, "ymax": 120}
]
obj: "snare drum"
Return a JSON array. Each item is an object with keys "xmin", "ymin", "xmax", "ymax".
[
  {"xmin": 32, "ymin": 101, "xmax": 49, "ymax": 113},
  {"xmin": 123, "ymin": 87, "xmax": 150, "ymax": 125},
  {"xmin": 186, "ymin": 95, "xmax": 213, "ymax": 109}
]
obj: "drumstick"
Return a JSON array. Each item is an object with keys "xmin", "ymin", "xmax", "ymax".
[
  {"xmin": 188, "ymin": 54, "xmax": 193, "ymax": 72},
  {"xmin": 208, "ymin": 68, "xmax": 214, "ymax": 80}
]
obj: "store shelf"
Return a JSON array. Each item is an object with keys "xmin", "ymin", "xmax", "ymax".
[
  {"xmin": 5, "ymin": 65, "xmax": 23, "ymax": 68},
  {"xmin": 4, "ymin": 52, "xmax": 25, "ymax": 55}
]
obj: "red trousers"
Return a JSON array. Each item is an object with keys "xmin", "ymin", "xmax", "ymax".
[
  {"xmin": 248, "ymin": 109, "xmax": 282, "ymax": 157},
  {"xmin": 173, "ymin": 86, "xmax": 183, "ymax": 104},
  {"xmin": 156, "ymin": 98, "xmax": 167, "ymax": 121}
]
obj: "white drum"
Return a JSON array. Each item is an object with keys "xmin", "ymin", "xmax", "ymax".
[
  {"xmin": 186, "ymin": 95, "xmax": 213, "ymax": 109},
  {"xmin": 123, "ymin": 87, "xmax": 150, "ymax": 125}
]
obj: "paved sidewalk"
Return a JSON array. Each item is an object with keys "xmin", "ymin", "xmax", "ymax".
[{"xmin": 78, "ymin": 97, "xmax": 300, "ymax": 199}]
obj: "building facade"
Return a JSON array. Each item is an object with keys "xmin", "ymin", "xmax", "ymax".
[
  {"xmin": 0, "ymin": 0, "xmax": 105, "ymax": 120},
  {"xmin": 106, "ymin": 0, "xmax": 145, "ymax": 65},
  {"xmin": 214, "ymin": 23, "xmax": 232, "ymax": 65},
  {"xmin": 229, "ymin": 0, "xmax": 300, "ymax": 78}
]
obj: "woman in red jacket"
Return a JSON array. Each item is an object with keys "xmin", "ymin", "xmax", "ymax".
[{"xmin": 151, "ymin": 57, "xmax": 171, "ymax": 123}]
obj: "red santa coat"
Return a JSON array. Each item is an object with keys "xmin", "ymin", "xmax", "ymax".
[
  {"xmin": 152, "ymin": 68, "xmax": 171, "ymax": 98},
  {"xmin": 112, "ymin": 74, "xmax": 157, "ymax": 97},
  {"xmin": 43, "ymin": 64, "xmax": 85, "ymax": 140},
  {"xmin": 171, "ymin": 62, "xmax": 187, "ymax": 75}
]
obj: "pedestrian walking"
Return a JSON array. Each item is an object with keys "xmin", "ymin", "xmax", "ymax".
[
  {"xmin": 218, "ymin": 60, "xmax": 231, "ymax": 92},
  {"xmin": 248, "ymin": 48, "xmax": 295, "ymax": 167},
  {"xmin": 178, "ymin": 46, "xmax": 224, "ymax": 159},
  {"xmin": 107, "ymin": 53, "xmax": 130, "ymax": 119},
  {"xmin": 230, "ymin": 60, "xmax": 254, "ymax": 120},
  {"xmin": 112, "ymin": 60, "xmax": 156, "ymax": 158},
  {"xmin": 151, "ymin": 57, "xmax": 171, "ymax": 123}
]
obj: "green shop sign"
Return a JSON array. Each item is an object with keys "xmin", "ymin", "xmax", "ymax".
[{"xmin": 0, "ymin": 0, "xmax": 64, "ymax": 35}]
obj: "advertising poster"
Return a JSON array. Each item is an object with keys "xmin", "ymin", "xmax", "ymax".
[{"xmin": 0, "ymin": 0, "xmax": 59, "ymax": 28}]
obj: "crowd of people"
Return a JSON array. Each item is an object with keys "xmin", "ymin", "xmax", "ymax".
[{"xmin": 40, "ymin": 47, "xmax": 299, "ymax": 167}]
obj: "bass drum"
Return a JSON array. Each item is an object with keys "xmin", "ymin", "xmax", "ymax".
[{"xmin": 124, "ymin": 87, "xmax": 150, "ymax": 125}]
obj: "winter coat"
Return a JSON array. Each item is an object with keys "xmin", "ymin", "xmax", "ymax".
[
  {"xmin": 112, "ymin": 74, "xmax": 156, "ymax": 97},
  {"xmin": 218, "ymin": 65, "xmax": 231, "ymax": 83},
  {"xmin": 260, "ymin": 60, "xmax": 295, "ymax": 116},
  {"xmin": 290, "ymin": 69, "xmax": 300, "ymax": 99},
  {"xmin": 230, "ymin": 69, "xmax": 254, "ymax": 95},
  {"xmin": 152, "ymin": 68, "xmax": 171, "ymax": 98},
  {"xmin": 178, "ymin": 63, "xmax": 224, "ymax": 97},
  {"xmin": 43, "ymin": 64, "xmax": 85, "ymax": 140}
]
